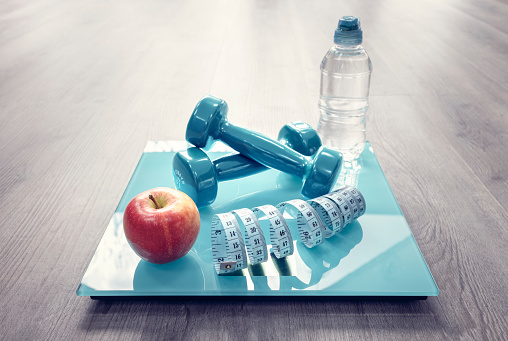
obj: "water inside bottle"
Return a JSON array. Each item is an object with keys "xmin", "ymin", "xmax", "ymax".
[
  {"xmin": 317, "ymin": 110, "xmax": 366, "ymax": 160},
  {"xmin": 317, "ymin": 46, "xmax": 371, "ymax": 160}
]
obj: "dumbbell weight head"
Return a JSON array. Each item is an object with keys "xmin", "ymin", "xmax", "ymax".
[
  {"xmin": 174, "ymin": 122, "xmax": 322, "ymax": 207},
  {"xmin": 278, "ymin": 121, "xmax": 322, "ymax": 157},
  {"xmin": 173, "ymin": 150, "xmax": 263, "ymax": 208},
  {"xmin": 186, "ymin": 96, "xmax": 228, "ymax": 148},
  {"xmin": 302, "ymin": 148, "xmax": 343, "ymax": 198},
  {"xmin": 172, "ymin": 147, "xmax": 218, "ymax": 208}
]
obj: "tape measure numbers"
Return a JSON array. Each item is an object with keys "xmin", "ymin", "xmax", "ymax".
[
  {"xmin": 325, "ymin": 186, "xmax": 366, "ymax": 227},
  {"xmin": 308, "ymin": 196, "xmax": 344, "ymax": 235},
  {"xmin": 211, "ymin": 212, "xmax": 248, "ymax": 274},
  {"xmin": 252, "ymin": 205, "xmax": 294, "ymax": 259},
  {"xmin": 232, "ymin": 208, "xmax": 268, "ymax": 265},
  {"xmin": 325, "ymin": 189, "xmax": 353, "ymax": 226},
  {"xmin": 276, "ymin": 199, "xmax": 327, "ymax": 248},
  {"xmin": 345, "ymin": 186, "xmax": 366, "ymax": 216}
]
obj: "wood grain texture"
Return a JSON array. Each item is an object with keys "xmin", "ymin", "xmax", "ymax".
[{"xmin": 1, "ymin": 0, "xmax": 508, "ymax": 340}]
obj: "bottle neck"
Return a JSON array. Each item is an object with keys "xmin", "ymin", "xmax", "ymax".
[{"xmin": 334, "ymin": 43, "xmax": 362, "ymax": 50}]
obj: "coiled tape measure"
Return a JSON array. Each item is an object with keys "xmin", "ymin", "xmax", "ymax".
[{"xmin": 211, "ymin": 186, "xmax": 366, "ymax": 275}]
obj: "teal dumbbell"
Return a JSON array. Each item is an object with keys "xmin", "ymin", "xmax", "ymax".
[
  {"xmin": 185, "ymin": 95, "xmax": 343, "ymax": 200},
  {"xmin": 173, "ymin": 122, "xmax": 322, "ymax": 207}
]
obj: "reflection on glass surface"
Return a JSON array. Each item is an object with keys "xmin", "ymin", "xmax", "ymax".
[
  {"xmin": 77, "ymin": 213, "xmax": 139, "ymax": 294},
  {"xmin": 292, "ymin": 221, "xmax": 363, "ymax": 289},
  {"xmin": 133, "ymin": 252, "xmax": 205, "ymax": 293},
  {"xmin": 77, "ymin": 141, "xmax": 439, "ymax": 297},
  {"xmin": 337, "ymin": 159, "xmax": 363, "ymax": 188}
]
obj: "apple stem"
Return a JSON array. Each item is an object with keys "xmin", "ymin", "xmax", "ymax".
[{"xmin": 149, "ymin": 194, "xmax": 162, "ymax": 209}]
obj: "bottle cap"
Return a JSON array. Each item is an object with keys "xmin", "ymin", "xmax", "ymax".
[{"xmin": 334, "ymin": 16, "xmax": 363, "ymax": 46}]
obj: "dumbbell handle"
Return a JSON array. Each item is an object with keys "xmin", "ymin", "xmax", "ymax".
[
  {"xmin": 214, "ymin": 153, "xmax": 266, "ymax": 182},
  {"xmin": 217, "ymin": 122, "xmax": 309, "ymax": 179}
]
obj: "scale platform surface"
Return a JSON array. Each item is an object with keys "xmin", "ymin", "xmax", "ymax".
[{"xmin": 76, "ymin": 141, "xmax": 439, "ymax": 298}]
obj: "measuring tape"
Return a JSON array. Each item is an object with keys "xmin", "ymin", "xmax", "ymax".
[
  {"xmin": 308, "ymin": 196, "xmax": 344, "ymax": 235},
  {"xmin": 276, "ymin": 199, "xmax": 327, "ymax": 248},
  {"xmin": 345, "ymin": 186, "xmax": 366, "ymax": 216},
  {"xmin": 211, "ymin": 187, "xmax": 366, "ymax": 275},
  {"xmin": 252, "ymin": 205, "xmax": 293, "ymax": 259},
  {"xmin": 232, "ymin": 208, "xmax": 268, "ymax": 265},
  {"xmin": 324, "ymin": 186, "xmax": 366, "ymax": 226},
  {"xmin": 211, "ymin": 212, "xmax": 248, "ymax": 274}
]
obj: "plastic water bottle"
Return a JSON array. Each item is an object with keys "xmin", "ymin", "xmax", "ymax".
[{"xmin": 317, "ymin": 16, "xmax": 372, "ymax": 160}]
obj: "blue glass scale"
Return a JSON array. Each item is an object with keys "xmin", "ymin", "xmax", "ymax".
[{"xmin": 76, "ymin": 141, "xmax": 438, "ymax": 298}]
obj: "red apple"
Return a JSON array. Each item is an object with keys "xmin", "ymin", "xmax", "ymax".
[{"xmin": 123, "ymin": 187, "xmax": 200, "ymax": 264}]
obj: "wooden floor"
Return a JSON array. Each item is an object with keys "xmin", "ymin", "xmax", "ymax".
[{"xmin": 1, "ymin": 0, "xmax": 508, "ymax": 339}]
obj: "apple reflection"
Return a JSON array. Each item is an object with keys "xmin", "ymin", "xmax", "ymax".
[{"xmin": 133, "ymin": 251, "xmax": 205, "ymax": 294}]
